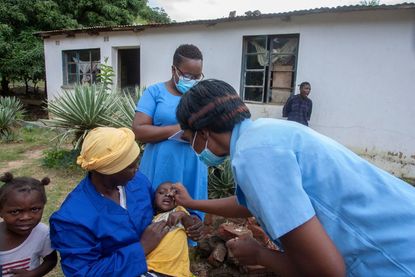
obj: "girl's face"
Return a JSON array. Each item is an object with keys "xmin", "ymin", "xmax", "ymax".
[{"xmin": 0, "ymin": 190, "xmax": 44, "ymax": 236}]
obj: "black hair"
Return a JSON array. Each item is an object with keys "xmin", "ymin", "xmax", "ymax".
[
  {"xmin": 176, "ymin": 79, "xmax": 251, "ymax": 133},
  {"xmin": 299, "ymin": 81, "xmax": 311, "ymax": 89},
  {"xmin": 173, "ymin": 44, "xmax": 203, "ymax": 67},
  {"xmin": 0, "ymin": 172, "xmax": 50, "ymax": 210}
]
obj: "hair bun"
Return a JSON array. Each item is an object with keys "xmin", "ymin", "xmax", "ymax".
[
  {"xmin": 41, "ymin": 177, "xmax": 50, "ymax": 186},
  {"xmin": 0, "ymin": 172, "xmax": 14, "ymax": 183}
]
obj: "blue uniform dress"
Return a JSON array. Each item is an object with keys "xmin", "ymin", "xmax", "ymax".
[
  {"xmin": 230, "ymin": 118, "xmax": 415, "ymax": 276},
  {"xmin": 49, "ymin": 171, "xmax": 153, "ymax": 277},
  {"xmin": 136, "ymin": 82, "xmax": 208, "ymax": 213}
]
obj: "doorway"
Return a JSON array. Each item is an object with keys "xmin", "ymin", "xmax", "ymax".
[{"xmin": 118, "ymin": 48, "xmax": 140, "ymax": 93}]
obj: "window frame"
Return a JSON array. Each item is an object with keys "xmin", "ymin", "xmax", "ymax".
[
  {"xmin": 62, "ymin": 48, "xmax": 101, "ymax": 86},
  {"xmin": 240, "ymin": 34, "xmax": 300, "ymax": 105}
]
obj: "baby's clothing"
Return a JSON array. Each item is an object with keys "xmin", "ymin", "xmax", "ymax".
[
  {"xmin": 0, "ymin": 223, "xmax": 53, "ymax": 277},
  {"xmin": 146, "ymin": 206, "xmax": 192, "ymax": 277}
]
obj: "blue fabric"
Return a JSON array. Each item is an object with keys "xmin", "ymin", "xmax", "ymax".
[
  {"xmin": 136, "ymin": 82, "xmax": 208, "ymax": 219},
  {"xmin": 282, "ymin": 94, "xmax": 312, "ymax": 126},
  {"xmin": 49, "ymin": 171, "xmax": 154, "ymax": 277},
  {"xmin": 230, "ymin": 118, "xmax": 415, "ymax": 276}
]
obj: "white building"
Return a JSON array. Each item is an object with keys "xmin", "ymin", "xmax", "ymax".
[{"xmin": 39, "ymin": 4, "xmax": 415, "ymax": 178}]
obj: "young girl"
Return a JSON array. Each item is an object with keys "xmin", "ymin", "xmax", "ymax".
[{"xmin": 0, "ymin": 172, "xmax": 57, "ymax": 277}]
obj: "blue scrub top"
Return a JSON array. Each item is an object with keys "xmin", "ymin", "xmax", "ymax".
[
  {"xmin": 136, "ymin": 82, "xmax": 208, "ymax": 218},
  {"xmin": 230, "ymin": 118, "xmax": 415, "ymax": 276}
]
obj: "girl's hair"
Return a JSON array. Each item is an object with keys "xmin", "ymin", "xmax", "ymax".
[
  {"xmin": 173, "ymin": 44, "xmax": 203, "ymax": 67},
  {"xmin": 299, "ymin": 81, "xmax": 311, "ymax": 89},
  {"xmin": 176, "ymin": 79, "xmax": 251, "ymax": 133},
  {"xmin": 0, "ymin": 172, "xmax": 50, "ymax": 210}
]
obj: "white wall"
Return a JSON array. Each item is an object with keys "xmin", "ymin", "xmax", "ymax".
[{"xmin": 43, "ymin": 8, "xmax": 415, "ymax": 177}]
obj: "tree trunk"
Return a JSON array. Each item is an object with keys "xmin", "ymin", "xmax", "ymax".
[{"xmin": 1, "ymin": 76, "xmax": 9, "ymax": 95}]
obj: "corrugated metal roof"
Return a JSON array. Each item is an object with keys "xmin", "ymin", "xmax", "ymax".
[{"xmin": 36, "ymin": 3, "xmax": 415, "ymax": 38}]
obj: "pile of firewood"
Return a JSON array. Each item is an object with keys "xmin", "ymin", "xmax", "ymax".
[{"xmin": 190, "ymin": 215, "xmax": 279, "ymax": 277}]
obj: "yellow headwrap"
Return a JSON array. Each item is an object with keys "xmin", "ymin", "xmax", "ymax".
[{"xmin": 77, "ymin": 127, "xmax": 140, "ymax": 175}]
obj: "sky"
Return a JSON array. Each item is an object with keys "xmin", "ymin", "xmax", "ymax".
[{"xmin": 148, "ymin": 0, "xmax": 410, "ymax": 22}]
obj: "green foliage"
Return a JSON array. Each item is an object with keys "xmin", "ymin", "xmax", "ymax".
[
  {"xmin": 44, "ymin": 85, "xmax": 119, "ymax": 149},
  {"xmin": 42, "ymin": 148, "xmax": 80, "ymax": 170},
  {"xmin": 97, "ymin": 57, "xmax": 115, "ymax": 92},
  {"xmin": 0, "ymin": 0, "xmax": 170, "ymax": 95},
  {"xmin": 208, "ymin": 159, "xmax": 235, "ymax": 199},
  {"xmin": 108, "ymin": 86, "xmax": 142, "ymax": 128},
  {"xmin": 0, "ymin": 96, "xmax": 24, "ymax": 138},
  {"xmin": 359, "ymin": 0, "xmax": 381, "ymax": 6}
]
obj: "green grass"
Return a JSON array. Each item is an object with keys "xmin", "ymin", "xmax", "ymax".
[{"xmin": 1, "ymin": 125, "xmax": 84, "ymax": 277}]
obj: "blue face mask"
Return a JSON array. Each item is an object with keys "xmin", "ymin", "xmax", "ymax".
[
  {"xmin": 192, "ymin": 132, "xmax": 227, "ymax": 167},
  {"xmin": 175, "ymin": 76, "xmax": 197, "ymax": 94}
]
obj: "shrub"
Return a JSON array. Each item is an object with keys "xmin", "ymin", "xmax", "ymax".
[
  {"xmin": 0, "ymin": 96, "xmax": 24, "ymax": 139},
  {"xmin": 42, "ymin": 148, "xmax": 80, "ymax": 170},
  {"xmin": 208, "ymin": 159, "xmax": 235, "ymax": 199}
]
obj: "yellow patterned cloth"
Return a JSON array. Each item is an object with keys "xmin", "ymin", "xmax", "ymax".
[
  {"xmin": 146, "ymin": 206, "xmax": 192, "ymax": 277},
  {"xmin": 77, "ymin": 127, "xmax": 140, "ymax": 174}
]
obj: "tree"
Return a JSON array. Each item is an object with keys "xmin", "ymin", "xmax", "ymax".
[
  {"xmin": 359, "ymin": 0, "xmax": 381, "ymax": 6},
  {"xmin": 0, "ymin": 0, "xmax": 170, "ymax": 95}
]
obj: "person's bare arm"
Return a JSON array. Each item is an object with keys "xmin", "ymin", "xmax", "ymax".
[
  {"xmin": 227, "ymin": 216, "xmax": 345, "ymax": 277},
  {"xmin": 173, "ymin": 183, "xmax": 252, "ymax": 218},
  {"xmin": 10, "ymin": 250, "xmax": 58, "ymax": 277},
  {"xmin": 132, "ymin": 112, "xmax": 180, "ymax": 143}
]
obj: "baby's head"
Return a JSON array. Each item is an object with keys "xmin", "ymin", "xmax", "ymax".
[
  {"xmin": 154, "ymin": 182, "xmax": 177, "ymax": 213},
  {"xmin": 0, "ymin": 172, "xmax": 50, "ymax": 236}
]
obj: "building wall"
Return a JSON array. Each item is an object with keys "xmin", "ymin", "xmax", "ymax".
[{"xmin": 43, "ymin": 8, "xmax": 415, "ymax": 177}]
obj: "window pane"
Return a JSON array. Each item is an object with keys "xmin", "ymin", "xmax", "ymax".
[
  {"xmin": 244, "ymin": 87, "xmax": 263, "ymax": 102},
  {"xmin": 246, "ymin": 54, "xmax": 267, "ymax": 69},
  {"xmin": 91, "ymin": 49, "xmax": 100, "ymax": 61},
  {"xmin": 246, "ymin": 37, "xmax": 266, "ymax": 53},
  {"xmin": 271, "ymin": 37, "xmax": 298, "ymax": 54},
  {"xmin": 272, "ymin": 54, "xmax": 295, "ymax": 66},
  {"xmin": 66, "ymin": 51, "xmax": 77, "ymax": 62},
  {"xmin": 68, "ymin": 64, "xmax": 77, "ymax": 74},
  {"xmin": 245, "ymin": 71, "xmax": 264, "ymax": 86},
  {"xmin": 68, "ymin": 74, "xmax": 77, "ymax": 84},
  {"xmin": 79, "ymin": 50, "xmax": 90, "ymax": 61},
  {"xmin": 268, "ymin": 88, "xmax": 291, "ymax": 105}
]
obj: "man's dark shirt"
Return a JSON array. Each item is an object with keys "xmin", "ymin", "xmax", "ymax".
[{"xmin": 282, "ymin": 94, "xmax": 313, "ymax": 126}]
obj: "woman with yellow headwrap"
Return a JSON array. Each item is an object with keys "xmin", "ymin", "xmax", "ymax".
[{"xmin": 49, "ymin": 127, "xmax": 171, "ymax": 276}]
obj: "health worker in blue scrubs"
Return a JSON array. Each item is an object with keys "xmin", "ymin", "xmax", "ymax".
[{"xmin": 173, "ymin": 79, "xmax": 415, "ymax": 276}]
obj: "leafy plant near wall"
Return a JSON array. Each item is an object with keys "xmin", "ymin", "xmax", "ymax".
[
  {"xmin": 97, "ymin": 57, "xmax": 115, "ymax": 92},
  {"xmin": 0, "ymin": 96, "xmax": 24, "ymax": 140},
  {"xmin": 208, "ymin": 159, "xmax": 235, "ymax": 199}
]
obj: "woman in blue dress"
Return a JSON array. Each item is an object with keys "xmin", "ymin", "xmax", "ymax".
[{"xmin": 132, "ymin": 44, "xmax": 207, "ymax": 218}]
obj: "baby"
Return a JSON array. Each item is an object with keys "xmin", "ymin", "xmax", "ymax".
[{"xmin": 146, "ymin": 182, "xmax": 195, "ymax": 277}]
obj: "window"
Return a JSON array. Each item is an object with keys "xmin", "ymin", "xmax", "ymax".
[
  {"xmin": 241, "ymin": 35, "xmax": 299, "ymax": 104},
  {"xmin": 62, "ymin": 49, "xmax": 100, "ymax": 85}
]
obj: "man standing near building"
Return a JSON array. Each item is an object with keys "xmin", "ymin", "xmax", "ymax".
[{"xmin": 282, "ymin": 81, "xmax": 313, "ymax": 126}]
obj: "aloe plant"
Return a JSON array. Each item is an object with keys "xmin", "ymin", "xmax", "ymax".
[
  {"xmin": 0, "ymin": 96, "xmax": 24, "ymax": 138},
  {"xmin": 107, "ymin": 86, "xmax": 142, "ymax": 128},
  {"xmin": 208, "ymin": 158, "xmax": 235, "ymax": 199},
  {"xmin": 44, "ymin": 84, "xmax": 119, "ymax": 149}
]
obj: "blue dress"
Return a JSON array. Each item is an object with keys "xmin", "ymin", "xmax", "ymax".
[
  {"xmin": 49, "ymin": 171, "xmax": 154, "ymax": 276},
  {"xmin": 136, "ymin": 82, "xmax": 208, "ymax": 213},
  {"xmin": 230, "ymin": 118, "xmax": 415, "ymax": 276}
]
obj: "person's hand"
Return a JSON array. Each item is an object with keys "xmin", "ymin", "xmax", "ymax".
[
  {"xmin": 167, "ymin": 211, "xmax": 186, "ymax": 227},
  {"xmin": 185, "ymin": 215, "xmax": 204, "ymax": 241},
  {"xmin": 8, "ymin": 269, "xmax": 35, "ymax": 277},
  {"xmin": 226, "ymin": 235, "xmax": 264, "ymax": 265},
  {"xmin": 140, "ymin": 221, "xmax": 169, "ymax": 254},
  {"xmin": 172, "ymin": 183, "xmax": 194, "ymax": 208}
]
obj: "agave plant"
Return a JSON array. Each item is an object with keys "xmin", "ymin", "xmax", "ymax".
[
  {"xmin": 208, "ymin": 158, "xmax": 235, "ymax": 199},
  {"xmin": 0, "ymin": 96, "xmax": 25, "ymax": 138},
  {"xmin": 107, "ymin": 86, "xmax": 142, "ymax": 128},
  {"xmin": 44, "ymin": 84, "xmax": 119, "ymax": 149}
]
